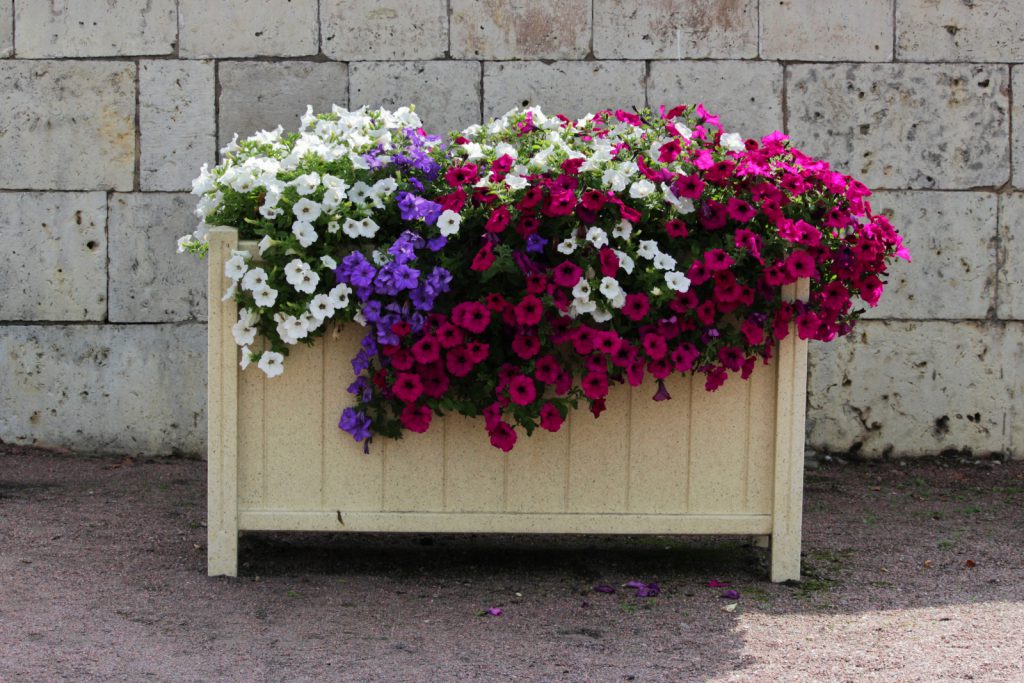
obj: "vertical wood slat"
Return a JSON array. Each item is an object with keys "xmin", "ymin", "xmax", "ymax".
[
  {"xmin": 382, "ymin": 421, "xmax": 446, "ymax": 512},
  {"xmin": 745, "ymin": 357, "xmax": 778, "ymax": 514},
  {"xmin": 687, "ymin": 369, "xmax": 751, "ymax": 513},
  {"xmin": 263, "ymin": 340, "xmax": 324, "ymax": 509},
  {"xmin": 237, "ymin": 339, "xmax": 265, "ymax": 509},
  {"xmin": 505, "ymin": 419, "xmax": 570, "ymax": 513},
  {"xmin": 771, "ymin": 279, "xmax": 810, "ymax": 582},
  {"xmin": 206, "ymin": 227, "xmax": 239, "ymax": 577},
  {"xmin": 321, "ymin": 325, "xmax": 384, "ymax": 512},
  {"xmin": 442, "ymin": 415, "xmax": 504, "ymax": 512},
  {"xmin": 628, "ymin": 374, "xmax": 692, "ymax": 514},
  {"xmin": 567, "ymin": 382, "xmax": 631, "ymax": 513}
]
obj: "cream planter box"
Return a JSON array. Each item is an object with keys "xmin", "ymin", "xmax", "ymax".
[{"xmin": 206, "ymin": 228, "xmax": 810, "ymax": 581}]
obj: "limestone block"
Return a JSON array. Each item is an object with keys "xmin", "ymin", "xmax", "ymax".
[
  {"xmin": 483, "ymin": 61, "xmax": 646, "ymax": 121},
  {"xmin": 897, "ymin": 0, "xmax": 1024, "ymax": 62},
  {"xmin": 350, "ymin": 61, "xmax": 481, "ymax": 136},
  {"xmin": 14, "ymin": 0, "xmax": 176, "ymax": 57},
  {"xmin": 0, "ymin": 2, "xmax": 12, "ymax": 57},
  {"xmin": 866, "ymin": 191, "xmax": 995, "ymax": 320},
  {"xmin": 218, "ymin": 62, "xmax": 348, "ymax": 148},
  {"xmin": 109, "ymin": 193, "xmax": 207, "ymax": 323},
  {"xmin": 593, "ymin": 0, "xmax": 757, "ymax": 59},
  {"xmin": 647, "ymin": 60, "xmax": 783, "ymax": 139},
  {"xmin": 0, "ymin": 324, "xmax": 207, "ymax": 456},
  {"xmin": 0, "ymin": 192, "xmax": 106, "ymax": 321},
  {"xmin": 140, "ymin": 61, "xmax": 216, "ymax": 192},
  {"xmin": 1014, "ymin": 68, "xmax": 1023, "ymax": 190},
  {"xmin": 760, "ymin": 0, "xmax": 892, "ymax": 61},
  {"xmin": 0, "ymin": 61, "xmax": 135, "ymax": 190},
  {"xmin": 787, "ymin": 64, "xmax": 1009, "ymax": 190},
  {"xmin": 450, "ymin": 0, "xmax": 591, "ymax": 59},
  {"xmin": 321, "ymin": 0, "xmax": 447, "ymax": 60},
  {"xmin": 179, "ymin": 0, "xmax": 318, "ymax": 58},
  {"xmin": 807, "ymin": 321, "xmax": 1015, "ymax": 458},
  {"xmin": 998, "ymin": 194, "xmax": 1024, "ymax": 320}
]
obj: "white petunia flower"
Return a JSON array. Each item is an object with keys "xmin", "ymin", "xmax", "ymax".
[
  {"xmin": 252, "ymin": 286, "xmax": 278, "ymax": 308},
  {"xmin": 259, "ymin": 191, "xmax": 284, "ymax": 219},
  {"xmin": 654, "ymin": 252, "xmax": 677, "ymax": 271},
  {"xmin": 292, "ymin": 172, "xmax": 321, "ymax": 195},
  {"xmin": 599, "ymin": 276, "xmax": 622, "ymax": 300},
  {"xmin": 309, "ymin": 294, "xmax": 336, "ymax": 321},
  {"xmin": 609, "ymin": 292, "xmax": 626, "ymax": 309},
  {"xmin": 191, "ymin": 163, "xmax": 215, "ymax": 195},
  {"xmin": 572, "ymin": 279, "xmax": 592, "ymax": 300},
  {"xmin": 353, "ymin": 309, "xmax": 367, "ymax": 327},
  {"xmin": 239, "ymin": 346, "xmax": 252, "ymax": 370},
  {"xmin": 258, "ymin": 235, "xmax": 275, "ymax": 255},
  {"xmin": 221, "ymin": 282, "xmax": 236, "ymax": 301},
  {"xmin": 284, "ymin": 259, "xmax": 309, "ymax": 285},
  {"xmin": 585, "ymin": 227, "xmax": 609, "ymax": 249},
  {"xmin": 291, "ymin": 220, "xmax": 318, "ymax": 248},
  {"xmin": 613, "ymin": 249, "xmax": 635, "ymax": 275},
  {"xmin": 281, "ymin": 315, "xmax": 309, "ymax": 341},
  {"xmin": 720, "ymin": 132, "xmax": 745, "ymax": 152},
  {"xmin": 437, "ymin": 210, "xmax": 462, "ymax": 237},
  {"xmin": 257, "ymin": 351, "xmax": 285, "ymax": 378},
  {"xmin": 357, "ymin": 217, "xmax": 380, "ymax": 238},
  {"xmin": 347, "ymin": 181, "xmax": 373, "ymax": 206},
  {"xmin": 590, "ymin": 307, "xmax": 613, "ymax": 323},
  {"xmin": 242, "ymin": 267, "xmax": 268, "ymax": 292},
  {"xmin": 573, "ymin": 298, "xmax": 597, "ymax": 314},
  {"xmin": 326, "ymin": 220, "xmax": 341, "ymax": 234},
  {"xmin": 602, "ymin": 168, "xmax": 628, "ymax": 193},
  {"xmin": 373, "ymin": 178, "xmax": 398, "ymax": 196},
  {"xmin": 293, "ymin": 269, "xmax": 319, "ymax": 294},
  {"xmin": 461, "ymin": 142, "xmax": 484, "ymax": 160},
  {"xmin": 611, "ymin": 220, "xmax": 633, "ymax": 241},
  {"xmin": 320, "ymin": 255, "xmax": 337, "ymax": 271},
  {"xmin": 232, "ymin": 320, "xmax": 257, "ymax": 346},
  {"xmin": 321, "ymin": 187, "xmax": 346, "ymax": 211},
  {"xmin": 224, "ymin": 253, "xmax": 248, "ymax": 281},
  {"xmin": 629, "ymin": 179, "xmax": 655, "ymax": 199},
  {"xmin": 661, "ymin": 183, "xmax": 695, "ymax": 213},
  {"xmin": 556, "ymin": 238, "xmax": 577, "ymax": 255},
  {"xmin": 328, "ymin": 283, "xmax": 351, "ymax": 309},
  {"xmin": 504, "ymin": 174, "xmax": 528, "ymax": 190},
  {"xmin": 341, "ymin": 217, "xmax": 362, "ymax": 239},
  {"xmin": 292, "ymin": 197, "xmax": 323, "ymax": 222},
  {"xmin": 301, "ymin": 310, "xmax": 322, "ymax": 333},
  {"xmin": 322, "ymin": 174, "xmax": 350, "ymax": 193},
  {"xmin": 637, "ymin": 240, "xmax": 660, "ymax": 260},
  {"xmin": 176, "ymin": 234, "xmax": 193, "ymax": 253},
  {"xmin": 665, "ymin": 271, "xmax": 692, "ymax": 293}
]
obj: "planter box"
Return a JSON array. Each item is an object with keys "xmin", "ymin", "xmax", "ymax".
[{"xmin": 207, "ymin": 227, "xmax": 810, "ymax": 581}]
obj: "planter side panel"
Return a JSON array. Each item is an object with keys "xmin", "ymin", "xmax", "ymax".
[{"xmin": 237, "ymin": 332, "xmax": 780, "ymax": 519}]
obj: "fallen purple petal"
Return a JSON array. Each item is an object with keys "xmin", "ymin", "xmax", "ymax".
[
  {"xmin": 636, "ymin": 582, "xmax": 661, "ymax": 598},
  {"xmin": 720, "ymin": 589, "xmax": 741, "ymax": 600},
  {"xmin": 486, "ymin": 608, "xmax": 503, "ymax": 617},
  {"xmin": 707, "ymin": 579, "xmax": 731, "ymax": 588},
  {"xmin": 593, "ymin": 584, "xmax": 616, "ymax": 594},
  {"xmin": 624, "ymin": 580, "xmax": 646, "ymax": 590}
]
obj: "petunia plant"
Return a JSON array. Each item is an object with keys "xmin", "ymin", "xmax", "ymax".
[{"xmin": 180, "ymin": 103, "xmax": 908, "ymax": 452}]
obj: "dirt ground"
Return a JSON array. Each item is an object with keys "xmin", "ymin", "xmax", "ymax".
[{"xmin": 1, "ymin": 444, "xmax": 1022, "ymax": 683}]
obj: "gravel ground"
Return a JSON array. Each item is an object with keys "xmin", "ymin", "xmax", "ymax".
[{"xmin": 1, "ymin": 444, "xmax": 1022, "ymax": 683}]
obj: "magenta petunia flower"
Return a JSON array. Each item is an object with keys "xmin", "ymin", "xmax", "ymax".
[{"xmin": 392, "ymin": 373, "xmax": 423, "ymax": 404}]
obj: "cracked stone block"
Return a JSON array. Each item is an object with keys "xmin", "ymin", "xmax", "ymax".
[
  {"xmin": 760, "ymin": 0, "xmax": 892, "ymax": 61},
  {"xmin": 483, "ymin": 61, "xmax": 646, "ymax": 121},
  {"xmin": 451, "ymin": 0, "xmax": 591, "ymax": 59},
  {"xmin": 647, "ymin": 60, "xmax": 783, "ymax": 139},
  {"xmin": 0, "ymin": 324, "xmax": 207, "ymax": 456},
  {"xmin": 0, "ymin": 2, "xmax": 11, "ymax": 57},
  {"xmin": 808, "ymin": 321, "xmax": 1017, "ymax": 458},
  {"xmin": 350, "ymin": 61, "xmax": 481, "ymax": 136},
  {"xmin": 14, "ymin": 0, "xmax": 177, "ymax": 57},
  {"xmin": 0, "ymin": 192, "xmax": 107, "ymax": 321},
  {"xmin": 140, "ymin": 61, "xmax": 216, "ymax": 192},
  {"xmin": 787, "ymin": 63, "xmax": 1009, "ymax": 190},
  {"xmin": 321, "ymin": 0, "xmax": 447, "ymax": 60},
  {"xmin": 998, "ymin": 194, "xmax": 1024, "ymax": 320},
  {"xmin": 1014, "ymin": 68, "xmax": 1024, "ymax": 190},
  {"xmin": 0, "ymin": 61, "xmax": 135, "ymax": 190},
  {"xmin": 109, "ymin": 193, "xmax": 207, "ymax": 323},
  {"xmin": 218, "ymin": 62, "xmax": 348, "ymax": 148},
  {"xmin": 897, "ymin": 0, "xmax": 1024, "ymax": 62},
  {"xmin": 179, "ymin": 0, "xmax": 318, "ymax": 58},
  {"xmin": 866, "ymin": 191, "xmax": 995, "ymax": 320},
  {"xmin": 593, "ymin": 0, "xmax": 757, "ymax": 59}
]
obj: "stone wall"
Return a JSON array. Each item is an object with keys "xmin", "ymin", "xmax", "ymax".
[{"xmin": 1, "ymin": 0, "xmax": 1020, "ymax": 458}]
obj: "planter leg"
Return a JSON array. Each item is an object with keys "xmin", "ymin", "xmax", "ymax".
[
  {"xmin": 769, "ymin": 531, "xmax": 801, "ymax": 582},
  {"xmin": 208, "ymin": 526, "xmax": 238, "ymax": 577},
  {"xmin": 752, "ymin": 534, "xmax": 770, "ymax": 549}
]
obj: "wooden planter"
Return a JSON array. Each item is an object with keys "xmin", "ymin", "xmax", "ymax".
[{"xmin": 206, "ymin": 227, "xmax": 809, "ymax": 581}]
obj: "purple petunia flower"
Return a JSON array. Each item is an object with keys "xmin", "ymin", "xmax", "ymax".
[
  {"xmin": 525, "ymin": 234, "xmax": 549, "ymax": 254},
  {"xmin": 339, "ymin": 407, "xmax": 372, "ymax": 442}
]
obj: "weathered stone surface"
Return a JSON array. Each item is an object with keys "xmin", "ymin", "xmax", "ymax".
[
  {"xmin": 866, "ymin": 191, "xmax": 995, "ymax": 320},
  {"xmin": 14, "ymin": 0, "xmax": 176, "ymax": 57},
  {"xmin": 647, "ymin": 60, "xmax": 783, "ymax": 139},
  {"xmin": 760, "ymin": 0, "xmax": 892, "ymax": 61},
  {"xmin": 0, "ymin": 192, "xmax": 106, "ymax": 321},
  {"xmin": 787, "ymin": 64, "xmax": 1009, "ymax": 190},
  {"xmin": 1014, "ymin": 68, "xmax": 1024, "ymax": 190},
  {"xmin": 0, "ymin": 2, "xmax": 12, "ymax": 57},
  {"xmin": 593, "ymin": 0, "xmax": 757, "ymax": 59},
  {"xmin": 451, "ymin": 0, "xmax": 590, "ymax": 59},
  {"xmin": 808, "ymin": 321, "xmax": 1018, "ymax": 458},
  {"xmin": 350, "ymin": 61, "xmax": 481, "ymax": 135},
  {"xmin": 998, "ymin": 194, "xmax": 1024, "ymax": 320},
  {"xmin": 483, "ymin": 61, "xmax": 646, "ymax": 121},
  {"xmin": 218, "ymin": 62, "xmax": 348, "ymax": 148},
  {"xmin": 0, "ymin": 61, "xmax": 135, "ymax": 190},
  {"xmin": 179, "ymin": 0, "xmax": 317, "ymax": 58},
  {"xmin": 322, "ymin": 0, "xmax": 446, "ymax": 60},
  {"xmin": 109, "ymin": 194, "xmax": 207, "ymax": 323},
  {"xmin": 897, "ymin": 0, "xmax": 1024, "ymax": 62},
  {"xmin": 140, "ymin": 61, "xmax": 216, "ymax": 192},
  {"xmin": 0, "ymin": 324, "xmax": 207, "ymax": 456}
]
